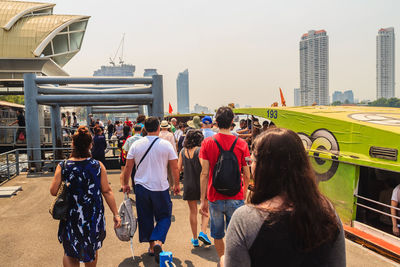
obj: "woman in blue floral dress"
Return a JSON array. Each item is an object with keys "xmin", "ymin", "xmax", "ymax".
[{"xmin": 50, "ymin": 126, "xmax": 121, "ymax": 266}]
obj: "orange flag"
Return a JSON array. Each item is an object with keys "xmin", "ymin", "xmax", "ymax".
[
  {"xmin": 168, "ymin": 102, "xmax": 173, "ymax": 114},
  {"xmin": 279, "ymin": 88, "xmax": 286, "ymax": 107}
]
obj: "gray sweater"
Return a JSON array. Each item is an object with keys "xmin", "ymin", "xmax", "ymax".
[{"xmin": 224, "ymin": 205, "xmax": 346, "ymax": 267}]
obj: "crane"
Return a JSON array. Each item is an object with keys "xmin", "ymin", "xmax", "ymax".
[{"xmin": 109, "ymin": 34, "xmax": 125, "ymax": 66}]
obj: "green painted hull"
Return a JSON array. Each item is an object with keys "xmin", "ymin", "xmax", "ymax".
[{"xmin": 235, "ymin": 106, "xmax": 400, "ymax": 225}]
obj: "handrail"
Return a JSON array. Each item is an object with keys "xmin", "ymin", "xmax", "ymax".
[
  {"xmin": 355, "ymin": 194, "xmax": 400, "ymax": 212},
  {"xmin": 0, "ymin": 145, "xmax": 121, "ymax": 185},
  {"xmin": 354, "ymin": 194, "xmax": 400, "ymax": 220},
  {"xmin": 355, "ymin": 202, "xmax": 400, "ymax": 220}
]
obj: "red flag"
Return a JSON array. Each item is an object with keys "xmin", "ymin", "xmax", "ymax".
[
  {"xmin": 279, "ymin": 88, "xmax": 286, "ymax": 107},
  {"xmin": 168, "ymin": 102, "xmax": 173, "ymax": 114}
]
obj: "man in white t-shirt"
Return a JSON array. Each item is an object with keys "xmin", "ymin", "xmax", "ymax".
[
  {"xmin": 121, "ymin": 117, "xmax": 180, "ymax": 264},
  {"xmin": 391, "ymin": 184, "xmax": 400, "ymax": 236}
]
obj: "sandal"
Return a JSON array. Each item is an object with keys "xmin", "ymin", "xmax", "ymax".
[{"xmin": 153, "ymin": 244, "xmax": 162, "ymax": 264}]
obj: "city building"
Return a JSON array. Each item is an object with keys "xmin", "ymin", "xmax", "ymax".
[
  {"xmin": 332, "ymin": 90, "xmax": 354, "ymax": 104},
  {"xmin": 294, "ymin": 88, "xmax": 300, "ymax": 106},
  {"xmin": 177, "ymin": 69, "xmax": 189, "ymax": 114},
  {"xmin": 377, "ymin": 27, "xmax": 395, "ymax": 99},
  {"xmin": 0, "ymin": 0, "xmax": 90, "ymax": 91},
  {"xmin": 299, "ymin": 30, "xmax": 329, "ymax": 106},
  {"xmin": 193, "ymin": 103, "xmax": 210, "ymax": 114},
  {"xmin": 143, "ymin": 69, "xmax": 159, "ymax": 77},
  {"xmin": 93, "ymin": 64, "xmax": 135, "ymax": 76}
]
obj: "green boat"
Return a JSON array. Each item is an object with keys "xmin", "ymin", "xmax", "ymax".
[{"xmin": 235, "ymin": 106, "xmax": 400, "ymax": 261}]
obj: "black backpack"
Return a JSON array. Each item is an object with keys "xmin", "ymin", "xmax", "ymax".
[{"xmin": 212, "ymin": 136, "xmax": 242, "ymax": 196}]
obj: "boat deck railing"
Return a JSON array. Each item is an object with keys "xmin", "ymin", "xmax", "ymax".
[{"xmin": 0, "ymin": 143, "xmax": 121, "ymax": 185}]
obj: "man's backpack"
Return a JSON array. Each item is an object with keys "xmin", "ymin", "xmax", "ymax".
[{"xmin": 212, "ymin": 137, "xmax": 242, "ymax": 196}]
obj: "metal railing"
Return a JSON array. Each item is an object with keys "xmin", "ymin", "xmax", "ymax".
[
  {"xmin": 0, "ymin": 144, "xmax": 121, "ymax": 185},
  {"xmin": 355, "ymin": 194, "xmax": 400, "ymax": 220},
  {"xmin": 0, "ymin": 126, "xmax": 83, "ymax": 146}
]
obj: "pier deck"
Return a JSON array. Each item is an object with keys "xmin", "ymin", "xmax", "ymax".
[{"xmin": 0, "ymin": 172, "xmax": 398, "ymax": 267}]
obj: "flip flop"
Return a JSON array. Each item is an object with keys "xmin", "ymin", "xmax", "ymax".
[{"xmin": 153, "ymin": 244, "xmax": 162, "ymax": 264}]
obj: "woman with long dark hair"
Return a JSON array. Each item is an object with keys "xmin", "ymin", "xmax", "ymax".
[
  {"xmin": 224, "ymin": 128, "xmax": 345, "ymax": 267},
  {"xmin": 177, "ymin": 129, "xmax": 211, "ymax": 247},
  {"xmin": 50, "ymin": 126, "xmax": 121, "ymax": 266}
]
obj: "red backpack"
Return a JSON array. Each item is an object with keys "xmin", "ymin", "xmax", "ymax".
[{"xmin": 119, "ymin": 136, "xmax": 131, "ymax": 163}]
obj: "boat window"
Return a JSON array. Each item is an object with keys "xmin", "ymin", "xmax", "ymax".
[{"xmin": 356, "ymin": 166, "xmax": 400, "ymax": 237}]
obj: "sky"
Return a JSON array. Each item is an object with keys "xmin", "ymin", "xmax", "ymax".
[{"xmin": 53, "ymin": 0, "xmax": 400, "ymax": 110}]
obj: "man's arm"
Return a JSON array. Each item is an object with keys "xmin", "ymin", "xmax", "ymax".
[
  {"xmin": 169, "ymin": 159, "xmax": 180, "ymax": 194},
  {"xmin": 391, "ymin": 200, "xmax": 399, "ymax": 236},
  {"xmin": 9, "ymin": 120, "xmax": 18, "ymax": 126},
  {"xmin": 121, "ymin": 158, "xmax": 135, "ymax": 193},
  {"xmin": 200, "ymin": 158, "xmax": 210, "ymax": 216},
  {"xmin": 242, "ymin": 165, "xmax": 250, "ymax": 201}
]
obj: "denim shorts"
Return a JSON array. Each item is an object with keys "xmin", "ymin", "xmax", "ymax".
[{"xmin": 208, "ymin": 199, "xmax": 244, "ymax": 239}]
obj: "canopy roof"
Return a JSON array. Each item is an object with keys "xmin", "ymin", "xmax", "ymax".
[
  {"xmin": 0, "ymin": 1, "xmax": 89, "ymax": 67},
  {"xmin": 0, "ymin": 1, "xmax": 55, "ymax": 30}
]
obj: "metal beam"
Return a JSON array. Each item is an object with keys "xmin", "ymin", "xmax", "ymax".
[
  {"xmin": 139, "ymin": 105, "xmax": 145, "ymax": 115},
  {"xmin": 86, "ymin": 107, "xmax": 92, "ymax": 126},
  {"xmin": 151, "ymin": 75, "xmax": 164, "ymax": 118},
  {"xmin": 91, "ymin": 109, "xmax": 139, "ymax": 114},
  {"xmin": 50, "ymin": 105, "xmax": 63, "ymax": 160},
  {"xmin": 23, "ymin": 73, "xmax": 41, "ymax": 171},
  {"xmin": 37, "ymin": 87, "xmax": 152, "ymax": 94},
  {"xmin": 36, "ymin": 94, "xmax": 153, "ymax": 104},
  {"xmin": 35, "ymin": 76, "xmax": 153, "ymax": 85},
  {"xmin": 94, "ymin": 105, "xmax": 139, "ymax": 109},
  {"xmin": 56, "ymin": 102, "xmax": 145, "ymax": 106}
]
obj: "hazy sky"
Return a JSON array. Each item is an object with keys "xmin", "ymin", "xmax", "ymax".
[{"xmin": 53, "ymin": 0, "xmax": 400, "ymax": 110}]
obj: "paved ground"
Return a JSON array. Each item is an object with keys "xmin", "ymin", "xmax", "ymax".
[{"xmin": 0, "ymin": 172, "xmax": 399, "ymax": 267}]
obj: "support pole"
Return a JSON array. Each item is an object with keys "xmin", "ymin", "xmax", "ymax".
[
  {"xmin": 51, "ymin": 105, "xmax": 63, "ymax": 161},
  {"xmin": 86, "ymin": 107, "xmax": 92, "ymax": 127},
  {"xmin": 147, "ymin": 104, "xmax": 153, "ymax": 117},
  {"xmin": 139, "ymin": 105, "xmax": 145, "ymax": 115},
  {"xmin": 23, "ymin": 73, "xmax": 41, "ymax": 171},
  {"xmin": 151, "ymin": 75, "xmax": 164, "ymax": 118}
]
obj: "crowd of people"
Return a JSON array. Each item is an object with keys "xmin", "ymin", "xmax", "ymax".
[{"xmin": 50, "ymin": 106, "xmax": 346, "ymax": 267}]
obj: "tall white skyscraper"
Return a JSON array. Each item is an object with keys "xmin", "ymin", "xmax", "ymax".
[
  {"xmin": 377, "ymin": 27, "xmax": 395, "ymax": 99},
  {"xmin": 177, "ymin": 69, "xmax": 189, "ymax": 114},
  {"xmin": 294, "ymin": 88, "xmax": 300, "ymax": 106},
  {"xmin": 299, "ymin": 30, "xmax": 329, "ymax": 106}
]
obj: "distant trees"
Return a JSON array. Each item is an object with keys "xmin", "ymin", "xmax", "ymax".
[
  {"xmin": 0, "ymin": 95, "xmax": 24, "ymax": 105},
  {"xmin": 331, "ymin": 101, "xmax": 342, "ymax": 106},
  {"xmin": 368, "ymin": 98, "xmax": 400, "ymax": 108}
]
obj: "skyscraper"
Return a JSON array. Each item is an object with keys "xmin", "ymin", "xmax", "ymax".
[
  {"xmin": 377, "ymin": 27, "xmax": 395, "ymax": 99},
  {"xmin": 332, "ymin": 90, "xmax": 354, "ymax": 104},
  {"xmin": 294, "ymin": 88, "xmax": 300, "ymax": 106},
  {"xmin": 299, "ymin": 30, "xmax": 329, "ymax": 106},
  {"xmin": 143, "ymin": 68, "xmax": 158, "ymax": 77},
  {"xmin": 177, "ymin": 69, "xmax": 189, "ymax": 114}
]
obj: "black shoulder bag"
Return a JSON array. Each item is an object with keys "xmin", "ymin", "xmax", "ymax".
[
  {"xmin": 131, "ymin": 137, "xmax": 159, "ymax": 178},
  {"xmin": 49, "ymin": 160, "xmax": 71, "ymax": 220}
]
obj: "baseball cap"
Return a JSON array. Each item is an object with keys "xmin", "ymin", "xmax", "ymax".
[{"xmin": 202, "ymin": 116, "xmax": 212, "ymax": 125}]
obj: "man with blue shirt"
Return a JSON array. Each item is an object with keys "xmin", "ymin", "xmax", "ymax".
[{"xmin": 202, "ymin": 116, "xmax": 216, "ymax": 138}]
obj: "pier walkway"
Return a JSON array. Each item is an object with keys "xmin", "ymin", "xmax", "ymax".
[{"xmin": 0, "ymin": 172, "xmax": 398, "ymax": 267}]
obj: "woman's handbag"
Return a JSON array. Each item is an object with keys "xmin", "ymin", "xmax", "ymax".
[{"xmin": 49, "ymin": 160, "xmax": 70, "ymax": 220}]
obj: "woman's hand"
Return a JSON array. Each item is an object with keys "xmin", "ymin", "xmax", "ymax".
[{"xmin": 114, "ymin": 215, "xmax": 122, "ymax": 229}]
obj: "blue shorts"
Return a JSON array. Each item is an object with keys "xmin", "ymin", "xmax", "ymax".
[{"xmin": 208, "ymin": 199, "xmax": 244, "ymax": 239}]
